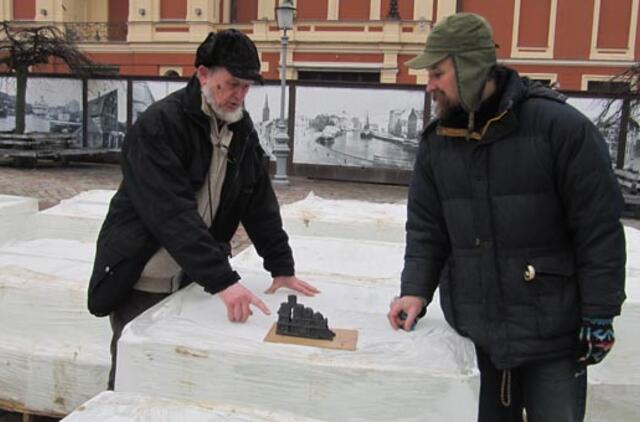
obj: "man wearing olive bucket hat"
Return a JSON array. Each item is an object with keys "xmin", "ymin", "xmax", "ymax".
[{"xmin": 388, "ymin": 13, "xmax": 626, "ymax": 421}]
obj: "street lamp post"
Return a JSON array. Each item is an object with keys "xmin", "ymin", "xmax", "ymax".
[{"xmin": 273, "ymin": 0, "xmax": 295, "ymax": 185}]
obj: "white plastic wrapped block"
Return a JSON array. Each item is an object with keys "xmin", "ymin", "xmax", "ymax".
[
  {"xmin": 233, "ymin": 235, "xmax": 405, "ymax": 286},
  {"xmin": 0, "ymin": 238, "xmax": 110, "ymax": 416},
  {"xmin": 24, "ymin": 189, "xmax": 115, "ymax": 243},
  {"xmin": 42, "ymin": 190, "xmax": 114, "ymax": 219},
  {"xmin": 281, "ymin": 193, "xmax": 406, "ymax": 243},
  {"xmin": 61, "ymin": 391, "xmax": 324, "ymax": 422},
  {"xmin": 0, "ymin": 194, "xmax": 39, "ymax": 245},
  {"xmin": 585, "ymin": 226, "xmax": 640, "ymax": 421},
  {"xmin": 116, "ymin": 236, "xmax": 479, "ymax": 421},
  {"xmin": 0, "ymin": 194, "xmax": 38, "ymax": 215}
]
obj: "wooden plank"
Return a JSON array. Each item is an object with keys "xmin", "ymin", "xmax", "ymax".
[{"xmin": 263, "ymin": 322, "xmax": 358, "ymax": 351}]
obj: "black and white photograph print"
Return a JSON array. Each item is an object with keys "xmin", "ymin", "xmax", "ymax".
[
  {"xmin": 293, "ymin": 86, "xmax": 425, "ymax": 170},
  {"xmin": 0, "ymin": 76, "xmax": 83, "ymax": 145},
  {"xmin": 0, "ymin": 76, "xmax": 16, "ymax": 132},
  {"xmin": 131, "ymin": 80, "xmax": 186, "ymax": 124},
  {"xmin": 87, "ymin": 79, "xmax": 127, "ymax": 150},
  {"xmin": 629, "ymin": 105, "xmax": 640, "ymax": 172},
  {"xmin": 244, "ymin": 84, "xmax": 288, "ymax": 161}
]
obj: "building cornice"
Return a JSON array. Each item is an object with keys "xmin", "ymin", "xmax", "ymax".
[{"xmin": 502, "ymin": 58, "xmax": 636, "ymax": 68}]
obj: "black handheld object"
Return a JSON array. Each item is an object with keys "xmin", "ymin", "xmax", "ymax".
[{"xmin": 398, "ymin": 311, "xmax": 418, "ymax": 331}]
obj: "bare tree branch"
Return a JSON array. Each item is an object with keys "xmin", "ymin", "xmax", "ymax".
[
  {"xmin": 0, "ymin": 21, "xmax": 96, "ymax": 76},
  {"xmin": 0, "ymin": 20, "xmax": 103, "ymax": 133}
]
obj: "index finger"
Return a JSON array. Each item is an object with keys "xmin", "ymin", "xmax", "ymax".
[{"xmin": 250, "ymin": 296, "xmax": 271, "ymax": 316}]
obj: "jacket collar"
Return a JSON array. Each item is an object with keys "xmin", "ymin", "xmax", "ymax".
[{"xmin": 436, "ymin": 66, "xmax": 525, "ymax": 143}]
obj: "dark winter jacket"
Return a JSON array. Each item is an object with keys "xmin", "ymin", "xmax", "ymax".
[
  {"xmin": 401, "ymin": 66, "xmax": 626, "ymax": 369},
  {"xmin": 87, "ymin": 75, "xmax": 294, "ymax": 317}
]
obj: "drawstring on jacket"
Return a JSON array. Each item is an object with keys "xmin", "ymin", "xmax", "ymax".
[{"xmin": 500, "ymin": 369, "xmax": 512, "ymax": 407}]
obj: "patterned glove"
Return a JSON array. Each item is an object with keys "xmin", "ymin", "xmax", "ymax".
[{"xmin": 577, "ymin": 317, "xmax": 615, "ymax": 366}]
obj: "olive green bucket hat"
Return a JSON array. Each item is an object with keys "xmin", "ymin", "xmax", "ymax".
[{"xmin": 406, "ymin": 13, "xmax": 497, "ymax": 113}]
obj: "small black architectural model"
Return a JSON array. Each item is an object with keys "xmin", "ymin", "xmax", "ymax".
[{"xmin": 276, "ymin": 295, "xmax": 336, "ymax": 341}]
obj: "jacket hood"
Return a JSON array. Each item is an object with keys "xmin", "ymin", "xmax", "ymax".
[
  {"xmin": 435, "ymin": 66, "xmax": 566, "ymax": 140},
  {"xmin": 502, "ymin": 68, "xmax": 567, "ymax": 112}
]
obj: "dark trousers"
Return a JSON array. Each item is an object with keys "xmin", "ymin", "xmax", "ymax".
[
  {"xmin": 108, "ymin": 290, "xmax": 169, "ymax": 390},
  {"xmin": 475, "ymin": 347, "xmax": 587, "ymax": 422}
]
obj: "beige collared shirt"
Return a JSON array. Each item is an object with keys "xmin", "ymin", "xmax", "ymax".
[{"xmin": 134, "ymin": 96, "xmax": 234, "ymax": 293}]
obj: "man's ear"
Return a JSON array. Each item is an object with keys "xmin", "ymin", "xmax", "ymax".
[{"xmin": 196, "ymin": 65, "xmax": 209, "ymax": 85}]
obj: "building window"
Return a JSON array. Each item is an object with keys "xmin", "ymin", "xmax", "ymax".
[
  {"xmin": 231, "ymin": 0, "xmax": 258, "ymax": 23},
  {"xmin": 531, "ymin": 79, "xmax": 552, "ymax": 86},
  {"xmin": 587, "ymin": 80, "xmax": 631, "ymax": 94},
  {"xmin": 298, "ymin": 71, "xmax": 380, "ymax": 83},
  {"xmin": 160, "ymin": 0, "xmax": 187, "ymax": 20},
  {"xmin": 339, "ymin": 0, "xmax": 371, "ymax": 20},
  {"xmin": 160, "ymin": 67, "xmax": 183, "ymax": 77},
  {"xmin": 13, "ymin": 0, "xmax": 36, "ymax": 20},
  {"xmin": 297, "ymin": 1, "xmax": 329, "ymax": 20}
]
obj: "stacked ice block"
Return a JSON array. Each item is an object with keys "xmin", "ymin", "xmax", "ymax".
[
  {"xmin": 60, "ymin": 391, "xmax": 324, "ymax": 422},
  {"xmin": 0, "ymin": 191, "xmax": 113, "ymax": 416},
  {"xmin": 115, "ymin": 195, "xmax": 480, "ymax": 421},
  {"xmin": 2, "ymin": 191, "xmax": 638, "ymax": 421}
]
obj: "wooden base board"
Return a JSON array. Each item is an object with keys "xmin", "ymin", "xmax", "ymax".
[{"xmin": 263, "ymin": 323, "xmax": 358, "ymax": 351}]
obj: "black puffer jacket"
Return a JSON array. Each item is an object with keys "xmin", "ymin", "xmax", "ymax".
[
  {"xmin": 401, "ymin": 67, "xmax": 626, "ymax": 369},
  {"xmin": 88, "ymin": 75, "xmax": 293, "ymax": 317}
]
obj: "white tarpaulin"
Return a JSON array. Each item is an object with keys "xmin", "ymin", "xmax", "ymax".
[
  {"xmin": 0, "ymin": 193, "xmax": 112, "ymax": 416},
  {"xmin": 117, "ymin": 195, "xmax": 640, "ymax": 421},
  {"xmin": 281, "ymin": 192, "xmax": 406, "ymax": 242},
  {"xmin": 116, "ymin": 236, "xmax": 479, "ymax": 421},
  {"xmin": 0, "ymin": 191, "xmax": 638, "ymax": 421},
  {"xmin": 0, "ymin": 194, "xmax": 38, "ymax": 245},
  {"xmin": 26, "ymin": 189, "xmax": 114, "ymax": 243},
  {"xmin": 61, "ymin": 391, "xmax": 324, "ymax": 422},
  {"xmin": 585, "ymin": 226, "xmax": 640, "ymax": 421}
]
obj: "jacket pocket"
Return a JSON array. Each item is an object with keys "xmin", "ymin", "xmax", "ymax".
[
  {"xmin": 527, "ymin": 253, "xmax": 580, "ymax": 338},
  {"xmin": 88, "ymin": 247, "xmax": 129, "ymax": 316},
  {"xmin": 88, "ymin": 225, "xmax": 150, "ymax": 317}
]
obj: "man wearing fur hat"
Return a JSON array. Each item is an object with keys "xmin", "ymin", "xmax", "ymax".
[
  {"xmin": 388, "ymin": 13, "xmax": 626, "ymax": 421},
  {"xmin": 88, "ymin": 29, "xmax": 319, "ymax": 389}
]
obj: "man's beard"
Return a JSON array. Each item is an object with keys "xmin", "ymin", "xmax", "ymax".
[
  {"xmin": 202, "ymin": 87, "xmax": 244, "ymax": 123},
  {"xmin": 432, "ymin": 90, "xmax": 459, "ymax": 119}
]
